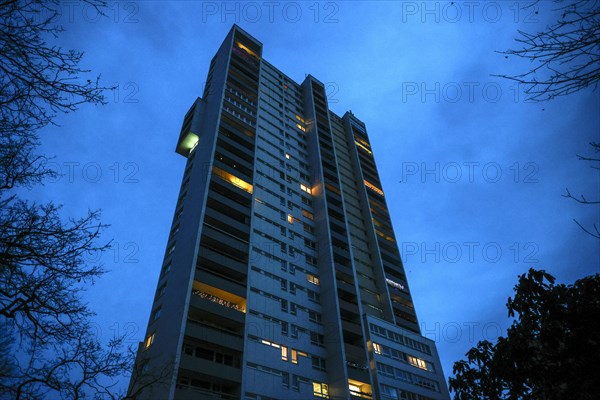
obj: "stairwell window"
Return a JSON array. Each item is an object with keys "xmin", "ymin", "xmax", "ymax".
[{"xmin": 144, "ymin": 333, "xmax": 155, "ymax": 349}]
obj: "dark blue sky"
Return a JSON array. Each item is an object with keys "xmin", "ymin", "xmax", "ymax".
[{"xmin": 27, "ymin": 1, "xmax": 599, "ymax": 390}]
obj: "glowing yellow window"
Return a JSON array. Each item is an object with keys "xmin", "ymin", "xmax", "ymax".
[
  {"xmin": 235, "ymin": 41, "xmax": 259, "ymax": 59},
  {"xmin": 212, "ymin": 166, "xmax": 253, "ymax": 194},
  {"xmin": 355, "ymin": 140, "xmax": 372, "ymax": 154},
  {"xmin": 307, "ymin": 274, "xmax": 319, "ymax": 285},
  {"xmin": 145, "ymin": 333, "xmax": 155, "ymax": 349},
  {"xmin": 348, "ymin": 379, "xmax": 372, "ymax": 399},
  {"xmin": 373, "ymin": 343, "xmax": 382, "ymax": 354},
  {"xmin": 192, "ymin": 281, "xmax": 247, "ymax": 312},
  {"xmin": 296, "ymin": 115, "xmax": 305, "ymax": 124},
  {"xmin": 296, "ymin": 123, "xmax": 306, "ymax": 132},
  {"xmin": 287, "ymin": 214, "xmax": 294, "ymax": 224},
  {"xmin": 302, "ymin": 209, "xmax": 314, "ymax": 220},
  {"xmin": 375, "ymin": 229, "xmax": 396, "ymax": 243},
  {"xmin": 313, "ymin": 382, "xmax": 329, "ymax": 398},
  {"xmin": 300, "ymin": 183, "xmax": 312, "ymax": 194},
  {"xmin": 364, "ymin": 180, "xmax": 384, "ymax": 196},
  {"xmin": 408, "ymin": 355, "xmax": 428, "ymax": 370},
  {"xmin": 281, "ymin": 346, "xmax": 288, "ymax": 361},
  {"xmin": 285, "ymin": 153, "xmax": 290, "ymax": 159}
]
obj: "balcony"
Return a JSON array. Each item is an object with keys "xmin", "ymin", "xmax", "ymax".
[
  {"xmin": 197, "ymin": 245, "xmax": 248, "ymax": 281},
  {"xmin": 175, "ymin": 386, "xmax": 238, "ymax": 400},
  {"xmin": 189, "ymin": 281, "xmax": 246, "ymax": 324},
  {"xmin": 179, "ymin": 353, "xmax": 242, "ymax": 383},
  {"xmin": 348, "ymin": 379, "xmax": 373, "ymax": 399},
  {"xmin": 185, "ymin": 319, "xmax": 244, "ymax": 351}
]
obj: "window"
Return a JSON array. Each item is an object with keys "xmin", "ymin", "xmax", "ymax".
[
  {"xmin": 312, "ymin": 356, "xmax": 327, "ymax": 371},
  {"xmin": 300, "ymin": 183, "xmax": 312, "ymax": 194},
  {"xmin": 160, "ymin": 262, "xmax": 171, "ymax": 277},
  {"xmin": 364, "ymin": 180, "xmax": 383, "ymax": 196},
  {"xmin": 380, "ymin": 384, "xmax": 398, "ymax": 399},
  {"xmin": 373, "ymin": 343, "xmax": 382, "ymax": 354},
  {"xmin": 157, "ymin": 283, "xmax": 167, "ymax": 298},
  {"xmin": 152, "ymin": 306, "xmax": 161, "ymax": 322},
  {"xmin": 307, "ymin": 274, "xmax": 319, "ymax": 285},
  {"xmin": 167, "ymin": 243, "xmax": 176, "ymax": 255},
  {"xmin": 408, "ymin": 355, "xmax": 430, "ymax": 371},
  {"xmin": 311, "ymin": 332, "xmax": 324, "ymax": 347},
  {"xmin": 313, "ymin": 382, "xmax": 329, "ymax": 398},
  {"xmin": 259, "ymin": 337, "xmax": 289, "ymax": 362},
  {"xmin": 308, "ymin": 310, "xmax": 322, "ymax": 323},
  {"xmin": 291, "ymin": 349, "xmax": 308, "ymax": 365},
  {"xmin": 144, "ymin": 333, "xmax": 155, "ymax": 349},
  {"xmin": 302, "ymin": 209, "xmax": 314, "ymax": 220},
  {"xmin": 212, "ymin": 166, "xmax": 253, "ymax": 193},
  {"xmin": 307, "ymin": 289, "xmax": 319, "ymax": 302}
]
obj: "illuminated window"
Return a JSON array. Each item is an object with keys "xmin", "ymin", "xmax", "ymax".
[
  {"xmin": 373, "ymin": 342, "xmax": 382, "ymax": 354},
  {"xmin": 291, "ymin": 349, "xmax": 308, "ymax": 364},
  {"xmin": 259, "ymin": 338, "xmax": 289, "ymax": 362},
  {"xmin": 364, "ymin": 180, "xmax": 384, "ymax": 196},
  {"xmin": 386, "ymin": 278, "xmax": 406, "ymax": 292},
  {"xmin": 295, "ymin": 115, "xmax": 305, "ymax": 124},
  {"xmin": 313, "ymin": 382, "xmax": 329, "ymax": 398},
  {"xmin": 307, "ymin": 274, "xmax": 319, "ymax": 285},
  {"xmin": 285, "ymin": 153, "xmax": 290, "ymax": 159},
  {"xmin": 296, "ymin": 123, "xmax": 306, "ymax": 132},
  {"xmin": 191, "ymin": 281, "xmax": 247, "ymax": 312},
  {"xmin": 355, "ymin": 140, "xmax": 372, "ymax": 154},
  {"xmin": 287, "ymin": 214, "xmax": 294, "ymax": 224},
  {"xmin": 235, "ymin": 41, "xmax": 259, "ymax": 59},
  {"xmin": 300, "ymin": 183, "xmax": 312, "ymax": 194},
  {"xmin": 375, "ymin": 229, "xmax": 396, "ymax": 243},
  {"xmin": 408, "ymin": 355, "xmax": 429, "ymax": 371},
  {"xmin": 302, "ymin": 209, "xmax": 314, "ymax": 220},
  {"xmin": 145, "ymin": 333, "xmax": 155, "ymax": 349},
  {"xmin": 212, "ymin": 166, "xmax": 253, "ymax": 194},
  {"xmin": 348, "ymin": 379, "xmax": 373, "ymax": 399}
]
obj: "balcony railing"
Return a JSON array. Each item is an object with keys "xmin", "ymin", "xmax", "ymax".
[
  {"xmin": 191, "ymin": 289, "xmax": 244, "ymax": 312},
  {"xmin": 176, "ymin": 384, "xmax": 238, "ymax": 400}
]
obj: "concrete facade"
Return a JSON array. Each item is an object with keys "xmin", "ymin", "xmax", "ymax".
[{"xmin": 129, "ymin": 25, "xmax": 450, "ymax": 400}]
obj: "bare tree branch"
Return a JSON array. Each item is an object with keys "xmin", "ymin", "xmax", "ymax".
[{"xmin": 494, "ymin": 0, "xmax": 600, "ymax": 101}]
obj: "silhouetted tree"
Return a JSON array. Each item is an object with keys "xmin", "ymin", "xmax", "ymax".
[
  {"xmin": 449, "ymin": 269, "xmax": 599, "ymax": 399},
  {"xmin": 123, "ymin": 350, "xmax": 174, "ymax": 400},
  {"xmin": 495, "ymin": 0, "xmax": 599, "ymax": 101},
  {"xmin": 562, "ymin": 141, "xmax": 600, "ymax": 238},
  {"xmin": 0, "ymin": 1, "xmax": 140, "ymax": 398}
]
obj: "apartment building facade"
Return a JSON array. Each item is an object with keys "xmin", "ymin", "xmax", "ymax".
[{"xmin": 129, "ymin": 25, "xmax": 450, "ymax": 400}]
